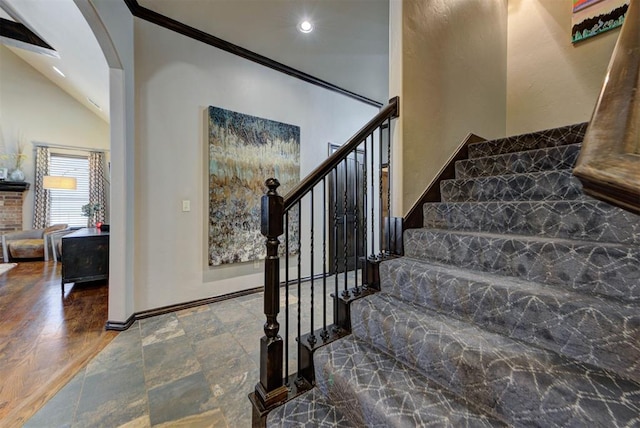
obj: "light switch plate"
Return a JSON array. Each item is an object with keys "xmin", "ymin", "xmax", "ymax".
[{"xmin": 182, "ymin": 200, "xmax": 191, "ymax": 212}]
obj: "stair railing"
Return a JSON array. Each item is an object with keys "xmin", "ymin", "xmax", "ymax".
[
  {"xmin": 250, "ymin": 96, "xmax": 400, "ymax": 424},
  {"xmin": 573, "ymin": 0, "xmax": 640, "ymax": 214}
]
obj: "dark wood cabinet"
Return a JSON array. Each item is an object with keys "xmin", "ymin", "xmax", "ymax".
[{"xmin": 61, "ymin": 228, "xmax": 109, "ymax": 292}]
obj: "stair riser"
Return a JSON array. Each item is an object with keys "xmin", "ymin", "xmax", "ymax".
[
  {"xmin": 441, "ymin": 170, "xmax": 583, "ymax": 203},
  {"xmin": 404, "ymin": 229, "xmax": 640, "ymax": 302},
  {"xmin": 380, "ymin": 258, "xmax": 640, "ymax": 382},
  {"xmin": 456, "ymin": 144, "xmax": 580, "ymax": 179},
  {"xmin": 314, "ymin": 338, "xmax": 505, "ymax": 427},
  {"xmin": 468, "ymin": 123, "xmax": 587, "ymax": 159},
  {"xmin": 266, "ymin": 388, "xmax": 357, "ymax": 427},
  {"xmin": 423, "ymin": 200, "xmax": 640, "ymax": 245},
  {"xmin": 351, "ymin": 295, "xmax": 640, "ymax": 427}
]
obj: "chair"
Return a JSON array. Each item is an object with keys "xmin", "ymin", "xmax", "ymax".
[
  {"xmin": 1, "ymin": 224, "xmax": 68, "ymax": 262},
  {"xmin": 48, "ymin": 228, "xmax": 75, "ymax": 262}
]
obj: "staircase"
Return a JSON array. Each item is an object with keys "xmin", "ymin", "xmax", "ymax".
[{"xmin": 266, "ymin": 123, "xmax": 640, "ymax": 427}]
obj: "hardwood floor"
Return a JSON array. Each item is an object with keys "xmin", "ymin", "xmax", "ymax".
[{"xmin": 0, "ymin": 261, "xmax": 116, "ymax": 427}]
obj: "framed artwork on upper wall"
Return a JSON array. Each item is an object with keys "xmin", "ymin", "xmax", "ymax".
[
  {"xmin": 207, "ymin": 106, "xmax": 300, "ymax": 266},
  {"xmin": 572, "ymin": 0, "xmax": 629, "ymax": 44}
]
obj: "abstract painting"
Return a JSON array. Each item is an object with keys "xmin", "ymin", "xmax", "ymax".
[
  {"xmin": 208, "ymin": 106, "xmax": 300, "ymax": 266},
  {"xmin": 572, "ymin": 0, "xmax": 629, "ymax": 43}
]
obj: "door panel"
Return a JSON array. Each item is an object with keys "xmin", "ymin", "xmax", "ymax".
[{"xmin": 328, "ymin": 146, "xmax": 364, "ymax": 273}]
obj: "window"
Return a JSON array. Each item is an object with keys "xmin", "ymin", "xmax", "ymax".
[{"xmin": 49, "ymin": 154, "xmax": 90, "ymax": 227}]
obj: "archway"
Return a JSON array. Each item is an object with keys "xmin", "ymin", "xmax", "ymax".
[{"xmin": 73, "ymin": 0, "xmax": 134, "ymax": 325}]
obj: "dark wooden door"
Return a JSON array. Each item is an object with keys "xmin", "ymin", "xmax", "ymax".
[{"xmin": 328, "ymin": 146, "xmax": 364, "ymax": 273}]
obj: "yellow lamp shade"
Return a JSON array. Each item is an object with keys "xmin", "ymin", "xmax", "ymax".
[{"xmin": 43, "ymin": 175, "xmax": 77, "ymax": 190}]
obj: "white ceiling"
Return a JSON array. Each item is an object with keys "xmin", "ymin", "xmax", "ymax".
[
  {"xmin": 138, "ymin": 0, "xmax": 390, "ymax": 104},
  {"xmin": 1, "ymin": 0, "xmax": 110, "ymax": 122},
  {"xmin": 1, "ymin": 0, "xmax": 389, "ymax": 126}
]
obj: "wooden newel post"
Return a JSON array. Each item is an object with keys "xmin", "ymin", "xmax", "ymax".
[{"xmin": 255, "ymin": 178, "xmax": 288, "ymax": 412}]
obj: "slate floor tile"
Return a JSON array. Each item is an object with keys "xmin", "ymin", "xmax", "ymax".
[
  {"xmin": 193, "ymin": 332, "xmax": 247, "ymax": 373},
  {"xmin": 86, "ymin": 324, "xmax": 142, "ymax": 376},
  {"xmin": 177, "ymin": 307, "xmax": 226, "ymax": 341},
  {"xmin": 147, "ymin": 371, "xmax": 218, "ymax": 426},
  {"xmin": 210, "ymin": 301, "xmax": 261, "ymax": 331},
  {"xmin": 26, "ymin": 289, "xmax": 300, "ymax": 427},
  {"xmin": 154, "ymin": 408, "xmax": 228, "ymax": 427},
  {"xmin": 202, "ymin": 353, "xmax": 258, "ymax": 399},
  {"xmin": 140, "ymin": 314, "xmax": 186, "ymax": 346},
  {"xmin": 73, "ymin": 360, "xmax": 148, "ymax": 428},
  {"xmin": 143, "ymin": 334, "xmax": 202, "ymax": 390}
]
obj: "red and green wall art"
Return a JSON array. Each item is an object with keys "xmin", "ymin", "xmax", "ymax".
[{"xmin": 572, "ymin": 0, "xmax": 629, "ymax": 43}]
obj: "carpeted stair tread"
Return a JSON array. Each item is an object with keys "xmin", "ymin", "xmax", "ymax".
[
  {"xmin": 456, "ymin": 143, "xmax": 581, "ymax": 179},
  {"xmin": 266, "ymin": 387, "xmax": 358, "ymax": 427},
  {"xmin": 268, "ymin": 121, "xmax": 640, "ymax": 426},
  {"xmin": 468, "ymin": 122, "xmax": 587, "ymax": 159},
  {"xmin": 423, "ymin": 199, "xmax": 640, "ymax": 245},
  {"xmin": 440, "ymin": 170, "xmax": 583, "ymax": 203},
  {"xmin": 350, "ymin": 293, "xmax": 640, "ymax": 427},
  {"xmin": 404, "ymin": 228, "xmax": 640, "ymax": 302},
  {"xmin": 313, "ymin": 335, "xmax": 507, "ymax": 427},
  {"xmin": 379, "ymin": 257, "xmax": 640, "ymax": 382}
]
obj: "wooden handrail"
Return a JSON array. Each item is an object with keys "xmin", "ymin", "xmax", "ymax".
[
  {"xmin": 573, "ymin": 0, "xmax": 640, "ymax": 214},
  {"xmin": 283, "ymin": 96, "xmax": 399, "ymax": 211}
]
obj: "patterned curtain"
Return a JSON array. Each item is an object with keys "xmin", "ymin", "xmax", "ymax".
[
  {"xmin": 89, "ymin": 151, "xmax": 107, "ymax": 225},
  {"xmin": 32, "ymin": 146, "xmax": 50, "ymax": 229}
]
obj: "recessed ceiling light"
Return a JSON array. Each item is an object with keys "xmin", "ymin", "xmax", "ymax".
[
  {"xmin": 52, "ymin": 66, "xmax": 65, "ymax": 77},
  {"xmin": 298, "ymin": 20, "xmax": 313, "ymax": 33},
  {"xmin": 87, "ymin": 97, "xmax": 102, "ymax": 111}
]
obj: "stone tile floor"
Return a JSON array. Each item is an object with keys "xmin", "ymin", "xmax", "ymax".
[{"xmin": 25, "ymin": 280, "xmax": 344, "ymax": 427}]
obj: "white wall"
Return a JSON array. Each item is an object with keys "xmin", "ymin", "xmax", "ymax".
[
  {"xmin": 85, "ymin": 0, "xmax": 136, "ymax": 324},
  {"xmin": 392, "ymin": 0, "xmax": 508, "ymax": 214},
  {"xmin": 134, "ymin": 19, "xmax": 378, "ymax": 311},
  {"xmin": 0, "ymin": 45, "xmax": 109, "ymax": 229},
  {"xmin": 506, "ymin": 0, "xmax": 621, "ymax": 134}
]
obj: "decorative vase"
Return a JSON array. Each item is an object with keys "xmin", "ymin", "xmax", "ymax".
[{"xmin": 9, "ymin": 168, "xmax": 25, "ymax": 182}]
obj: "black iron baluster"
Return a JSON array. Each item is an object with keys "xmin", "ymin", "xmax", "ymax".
[
  {"xmin": 284, "ymin": 212, "xmax": 289, "ymax": 382},
  {"xmin": 342, "ymin": 158, "xmax": 350, "ymax": 298},
  {"xmin": 308, "ymin": 192, "xmax": 317, "ymax": 346},
  {"xmin": 371, "ymin": 129, "xmax": 377, "ymax": 257},
  {"xmin": 353, "ymin": 146, "xmax": 360, "ymax": 296},
  {"xmin": 333, "ymin": 167, "xmax": 339, "ymax": 331},
  {"xmin": 386, "ymin": 120, "xmax": 392, "ymax": 255},
  {"xmin": 379, "ymin": 126, "xmax": 384, "ymax": 256},
  {"xmin": 362, "ymin": 135, "xmax": 368, "ymax": 288},
  {"xmin": 321, "ymin": 178, "xmax": 329, "ymax": 341},
  {"xmin": 296, "ymin": 201, "xmax": 303, "ymax": 382}
]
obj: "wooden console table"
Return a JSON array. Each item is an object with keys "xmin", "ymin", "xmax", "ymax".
[{"xmin": 61, "ymin": 227, "xmax": 109, "ymax": 293}]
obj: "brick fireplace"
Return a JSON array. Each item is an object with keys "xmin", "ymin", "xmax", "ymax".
[{"xmin": 0, "ymin": 182, "xmax": 30, "ymax": 233}]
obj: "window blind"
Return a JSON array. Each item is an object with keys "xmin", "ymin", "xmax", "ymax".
[{"xmin": 49, "ymin": 154, "xmax": 90, "ymax": 227}]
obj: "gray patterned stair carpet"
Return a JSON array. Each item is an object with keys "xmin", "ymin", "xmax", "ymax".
[{"xmin": 267, "ymin": 123, "xmax": 640, "ymax": 427}]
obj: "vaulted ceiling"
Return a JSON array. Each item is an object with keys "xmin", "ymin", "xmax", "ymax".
[
  {"xmin": 1, "ymin": 0, "xmax": 389, "ymax": 124},
  {"xmin": 1, "ymin": 0, "xmax": 109, "ymax": 122}
]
